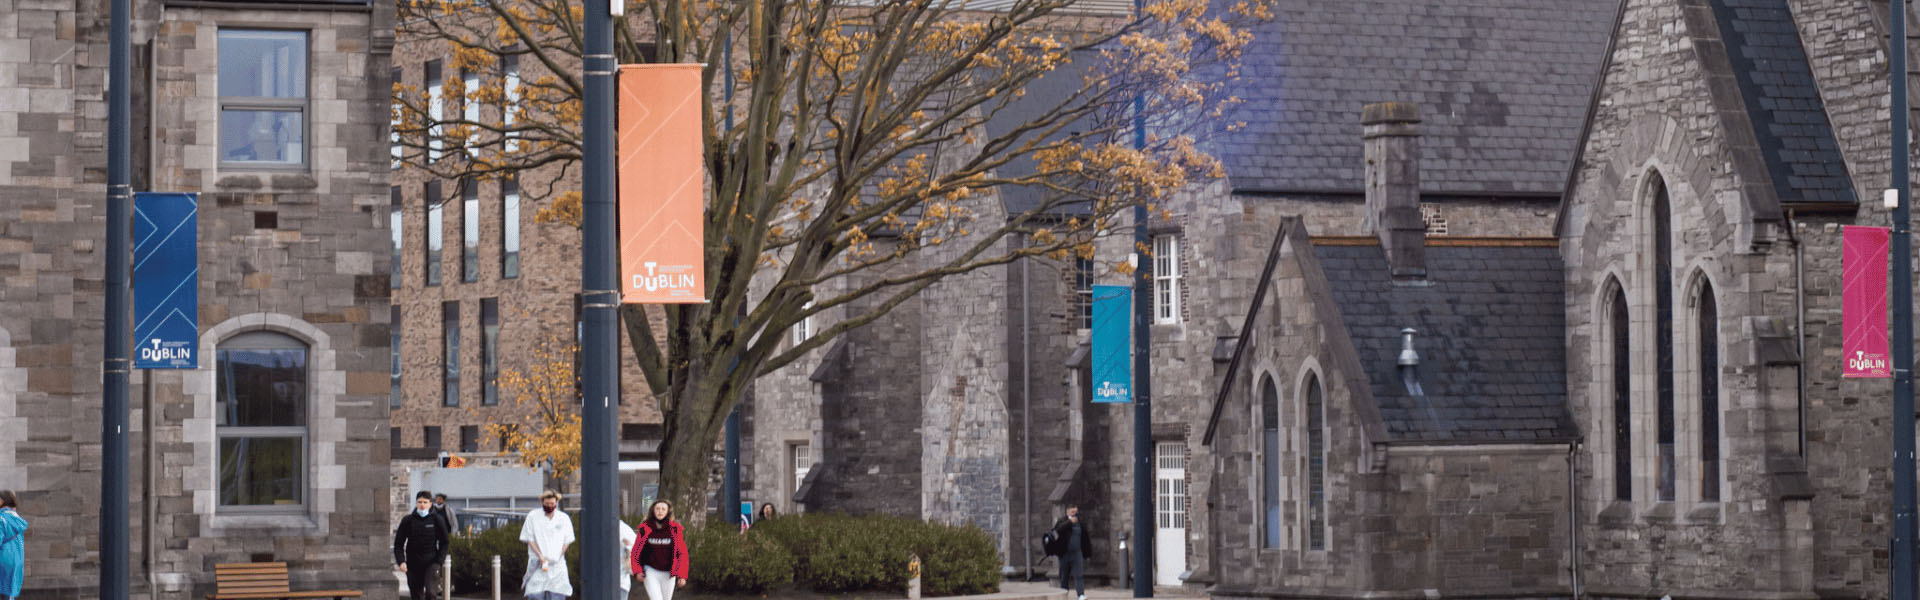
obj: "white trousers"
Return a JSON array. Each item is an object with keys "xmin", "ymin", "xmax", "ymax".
[{"xmin": 642, "ymin": 565, "xmax": 675, "ymax": 600}]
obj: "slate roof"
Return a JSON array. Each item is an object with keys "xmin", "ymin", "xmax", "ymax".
[
  {"xmin": 1313, "ymin": 244, "xmax": 1577, "ymax": 443},
  {"xmin": 1221, "ymin": 0, "xmax": 1615, "ymax": 195},
  {"xmin": 1707, "ymin": 0, "xmax": 1857, "ymax": 205}
]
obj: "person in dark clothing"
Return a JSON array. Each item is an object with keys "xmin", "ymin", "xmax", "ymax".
[
  {"xmin": 394, "ymin": 491, "xmax": 450, "ymax": 600},
  {"xmin": 1050, "ymin": 505, "xmax": 1094, "ymax": 600}
]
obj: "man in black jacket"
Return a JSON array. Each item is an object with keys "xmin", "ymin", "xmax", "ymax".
[
  {"xmin": 394, "ymin": 491, "xmax": 449, "ymax": 600},
  {"xmin": 1050, "ymin": 505, "xmax": 1094, "ymax": 600}
]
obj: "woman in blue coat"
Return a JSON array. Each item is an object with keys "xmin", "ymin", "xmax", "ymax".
[{"xmin": 0, "ymin": 490, "xmax": 25, "ymax": 600}]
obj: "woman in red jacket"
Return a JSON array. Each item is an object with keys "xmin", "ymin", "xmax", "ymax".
[{"xmin": 631, "ymin": 500, "xmax": 689, "ymax": 600}]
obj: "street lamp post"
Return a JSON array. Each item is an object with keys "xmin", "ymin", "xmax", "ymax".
[
  {"xmin": 103, "ymin": 0, "xmax": 133, "ymax": 596},
  {"xmin": 580, "ymin": 0, "xmax": 621, "ymax": 597}
]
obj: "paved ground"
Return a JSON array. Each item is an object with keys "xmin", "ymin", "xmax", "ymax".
[{"xmin": 448, "ymin": 582, "xmax": 1205, "ymax": 600}]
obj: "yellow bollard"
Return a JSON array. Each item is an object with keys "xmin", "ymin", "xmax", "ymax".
[{"xmin": 907, "ymin": 554, "xmax": 922, "ymax": 600}]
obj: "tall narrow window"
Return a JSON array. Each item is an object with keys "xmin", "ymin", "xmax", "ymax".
[
  {"xmin": 1259, "ymin": 376, "xmax": 1281, "ymax": 549},
  {"xmin": 482, "ymin": 298, "xmax": 500, "ymax": 406},
  {"xmin": 1305, "ymin": 373, "xmax": 1326, "ymax": 551},
  {"xmin": 1653, "ymin": 177, "xmax": 1676, "ymax": 503},
  {"xmin": 1611, "ymin": 285, "xmax": 1632, "ymax": 502},
  {"xmin": 218, "ymin": 29, "xmax": 308, "ymax": 168},
  {"xmin": 391, "ymin": 305, "xmax": 403, "ymax": 409},
  {"xmin": 390, "ymin": 186, "xmax": 403, "ymax": 289},
  {"xmin": 426, "ymin": 181, "xmax": 443, "ymax": 286},
  {"xmin": 1153, "ymin": 235, "xmax": 1181, "ymax": 324},
  {"xmin": 443, "ymin": 301, "xmax": 460, "ymax": 407},
  {"xmin": 460, "ymin": 425, "xmax": 479, "ymax": 453},
  {"xmin": 502, "ymin": 55, "xmax": 521, "ymax": 154},
  {"xmin": 1698, "ymin": 281, "xmax": 1721, "ymax": 502},
  {"xmin": 390, "ymin": 66, "xmax": 402, "ymax": 169},
  {"xmin": 502, "ymin": 178, "xmax": 520, "ymax": 279},
  {"xmin": 390, "ymin": 427, "xmax": 402, "ymax": 450},
  {"xmin": 426, "ymin": 60, "xmax": 443, "ymax": 162},
  {"xmin": 1073, "ymin": 257, "xmax": 1094, "ymax": 330},
  {"xmin": 462, "ymin": 68, "xmax": 480, "ymax": 156},
  {"xmin": 462, "ymin": 181, "xmax": 479, "ymax": 282},
  {"xmin": 216, "ymin": 331, "xmax": 308, "ymax": 509},
  {"xmin": 792, "ymin": 301, "xmax": 814, "ymax": 345}
]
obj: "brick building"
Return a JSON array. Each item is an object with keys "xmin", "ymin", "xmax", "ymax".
[
  {"xmin": 0, "ymin": 0, "xmax": 400, "ymax": 597},
  {"xmin": 388, "ymin": 8, "xmax": 665, "ymax": 515}
]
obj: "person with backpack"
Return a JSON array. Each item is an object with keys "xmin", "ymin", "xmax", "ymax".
[
  {"xmin": 1049, "ymin": 505, "xmax": 1094, "ymax": 600},
  {"xmin": 630, "ymin": 500, "xmax": 688, "ymax": 600}
]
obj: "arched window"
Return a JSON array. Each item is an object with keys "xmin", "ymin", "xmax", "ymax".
[
  {"xmin": 216, "ymin": 331, "xmax": 309, "ymax": 509},
  {"xmin": 1697, "ymin": 279, "xmax": 1721, "ymax": 502},
  {"xmin": 1304, "ymin": 373, "xmax": 1325, "ymax": 551},
  {"xmin": 1260, "ymin": 375, "xmax": 1281, "ymax": 549},
  {"xmin": 1652, "ymin": 175, "xmax": 1676, "ymax": 503},
  {"xmin": 1610, "ymin": 280, "xmax": 1631, "ymax": 502}
]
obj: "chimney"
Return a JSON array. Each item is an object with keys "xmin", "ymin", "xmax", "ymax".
[{"xmin": 1363, "ymin": 102, "xmax": 1424, "ymax": 279}]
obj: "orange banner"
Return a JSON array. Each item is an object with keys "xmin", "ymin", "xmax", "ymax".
[{"xmin": 618, "ymin": 64, "xmax": 707, "ymax": 304}]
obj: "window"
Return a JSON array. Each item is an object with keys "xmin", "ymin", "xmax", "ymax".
[
  {"xmin": 1153, "ymin": 234, "xmax": 1181, "ymax": 324},
  {"xmin": 502, "ymin": 55, "xmax": 521, "ymax": 154},
  {"xmin": 482, "ymin": 298, "xmax": 500, "ymax": 406},
  {"xmin": 1652, "ymin": 177, "xmax": 1676, "ymax": 503},
  {"xmin": 463, "ymin": 181, "xmax": 479, "ymax": 282},
  {"xmin": 794, "ymin": 444, "xmax": 812, "ymax": 484},
  {"xmin": 218, "ymin": 30, "xmax": 307, "ymax": 168},
  {"xmin": 1697, "ymin": 280, "xmax": 1721, "ymax": 502},
  {"xmin": 390, "ymin": 187, "xmax": 403, "ymax": 289},
  {"xmin": 462, "ymin": 68, "xmax": 480, "ymax": 157},
  {"xmin": 1259, "ymin": 376, "xmax": 1280, "ymax": 549},
  {"xmin": 502, "ymin": 179, "xmax": 520, "ymax": 279},
  {"xmin": 216, "ymin": 331, "xmax": 308, "ymax": 509},
  {"xmin": 424, "ymin": 426, "xmax": 442, "ymax": 451},
  {"xmin": 391, "ymin": 305, "xmax": 403, "ymax": 409},
  {"xmin": 443, "ymin": 301, "xmax": 460, "ymax": 407},
  {"xmin": 426, "ymin": 60, "xmax": 444, "ymax": 162},
  {"xmin": 390, "ymin": 427, "xmax": 402, "ymax": 450},
  {"xmin": 792, "ymin": 302, "xmax": 814, "ymax": 345},
  {"xmin": 1304, "ymin": 373, "xmax": 1325, "ymax": 551},
  {"xmin": 1156, "ymin": 442, "xmax": 1187, "ymax": 530},
  {"xmin": 1072, "ymin": 257, "xmax": 1093, "ymax": 330},
  {"xmin": 460, "ymin": 425, "xmax": 479, "ymax": 453},
  {"xmin": 390, "ymin": 67, "xmax": 402, "ymax": 169},
  {"xmin": 426, "ymin": 181, "xmax": 443, "ymax": 286},
  {"xmin": 1610, "ymin": 284, "xmax": 1632, "ymax": 502},
  {"xmin": 498, "ymin": 424, "xmax": 518, "ymax": 452}
]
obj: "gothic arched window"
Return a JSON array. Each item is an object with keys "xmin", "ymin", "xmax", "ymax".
[
  {"xmin": 1697, "ymin": 278, "xmax": 1721, "ymax": 502},
  {"xmin": 1652, "ymin": 175, "xmax": 1676, "ymax": 503},
  {"xmin": 1610, "ymin": 281, "xmax": 1631, "ymax": 502}
]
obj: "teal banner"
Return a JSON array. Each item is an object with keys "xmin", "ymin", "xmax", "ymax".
[{"xmin": 1092, "ymin": 285, "xmax": 1131, "ymax": 403}]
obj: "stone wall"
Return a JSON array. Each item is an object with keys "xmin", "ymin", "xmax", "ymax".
[{"xmin": 0, "ymin": 0, "xmax": 401, "ymax": 597}]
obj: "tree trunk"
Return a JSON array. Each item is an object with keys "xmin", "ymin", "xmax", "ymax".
[{"xmin": 656, "ymin": 378, "xmax": 729, "ymax": 528}]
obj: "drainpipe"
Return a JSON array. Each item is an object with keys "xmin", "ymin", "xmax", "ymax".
[
  {"xmin": 1568, "ymin": 440, "xmax": 1581, "ymax": 599},
  {"xmin": 1786, "ymin": 210, "xmax": 1806, "ymax": 457},
  {"xmin": 145, "ymin": 19, "xmax": 162, "ymax": 598},
  {"xmin": 1022, "ymin": 249, "xmax": 1034, "ymax": 579}
]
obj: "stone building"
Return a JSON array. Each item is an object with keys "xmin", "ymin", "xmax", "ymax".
[
  {"xmin": 0, "ymin": 0, "xmax": 400, "ymax": 597},
  {"xmin": 746, "ymin": 0, "xmax": 1615, "ymax": 589},
  {"xmin": 1556, "ymin": 0, "xmax": 1902, "ymax": 596},
  {"xmin": 388, "ymin": 9, "xmax": 666, "ymax": 516}
]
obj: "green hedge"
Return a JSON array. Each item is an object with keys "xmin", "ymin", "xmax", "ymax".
[{"xmin": 450, "ymin": 513, "xmax": 998, "ymax": 597}]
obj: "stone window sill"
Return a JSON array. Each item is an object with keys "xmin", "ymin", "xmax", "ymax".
[
  {"xmin": 1640, "ymin": 501, "xmax": 1677, "ymax": 523},
  {"xmin": 1685, "ymin": 503, "xmax": 1723, "ymax": 523},
  {"xmin": 208, "ymin": 512, "xmax": 322, "ymax": 536}
]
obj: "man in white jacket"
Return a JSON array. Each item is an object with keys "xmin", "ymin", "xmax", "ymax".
[{"xmin": 520, "ymin": 490, "xmax": 575, "ymax": 599}]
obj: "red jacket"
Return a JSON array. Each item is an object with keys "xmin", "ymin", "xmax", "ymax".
[{"xmin": 631, "ymin": 520, "xmax": 689, "ymax": 580}]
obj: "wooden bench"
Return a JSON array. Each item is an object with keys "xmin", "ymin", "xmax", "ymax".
[{"xmin": 206, "ymin": 562, "xmax": 364, "ymax": 600}]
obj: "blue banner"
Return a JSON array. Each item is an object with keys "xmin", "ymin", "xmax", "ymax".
[
  {"xmin": 133, "ymin": 192, "xmax": 199, "ymax": 369},
  {"xmin": 1091, "ymin": 285, "xmax": 1131, "ymax": 403}
]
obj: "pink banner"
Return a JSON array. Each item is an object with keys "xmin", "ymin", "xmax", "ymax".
[{"xmin": 1844, "ymin": 225, "xmax": 1891, "ymax": 378}]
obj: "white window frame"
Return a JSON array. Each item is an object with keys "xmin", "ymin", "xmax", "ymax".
[
  {"xmin": 792, "ymin": 302, "xmax": 814, "ymax": 345},
  {"xmin": 503, "ymin": 55, "xmax": 521, "ymax": 154},
  {"xmin": 1153, "ymin": 234, "xmax": 1180, "ymax": 324},
  {"xmin": 427, "ymin": 60, "xmax": 444, "ymax": 163},
  {"xmin": 462, "ymin": 68, "xmax": 481, "ymax": 157}
]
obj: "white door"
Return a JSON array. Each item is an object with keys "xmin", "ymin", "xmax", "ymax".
[{"xmin": 1155, "ymin": 442, "xmax": 1188, "ymax": 586}]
